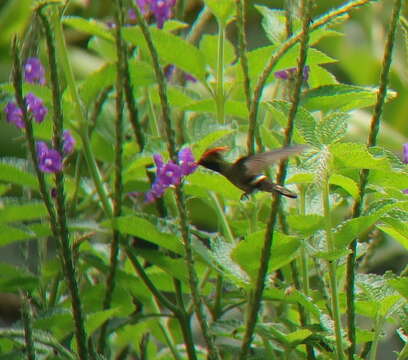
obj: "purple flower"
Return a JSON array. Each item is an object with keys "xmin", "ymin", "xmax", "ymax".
[
  {"xmin": 135, "ymin": 0, "xmax": 176, "ymax": 28},
  {"xmin": 275, "ymin": 65, "xmax": 310, "ymax": 81},
  {"xmin": 24, "ymin": 57, "xmax": 46, "ymax": 85},
  {"xmin": 63, "ymin": 130, "xmax": 76, "ymax": 155},
  {"xmin": 36, "ymin": 141, "xmax": 63, "ymax": 173},
  {"xmin": 178, "ymin": 148, "xmax": 197, "ymax": 176},
  {"xmin": 128, "ymin": 8, "xmax": 137, "ymax": 21},
  {"xmin": 4, "ymin": 102, "xmax": 24, "ymax": 128},
  {"xmin": 145, "ymin": 148, "xmax": 197, "ymax": 202},
  {"xmin": 25, "ymin": 93, "xmax": 48, "ymax": 123},
  {"xmin": 403, "ymin": 143, "xmax": 408, "ymax": 164}
]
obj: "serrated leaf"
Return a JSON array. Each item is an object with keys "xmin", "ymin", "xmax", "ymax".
[
  {"xmin": 308, "ymin": 64, "xmax": 338, "ymax": 88},
  {"xmin": 86, "ymin": 308, "xmax": 119, "ymax": 335},
  {"xmin": 63, "ymin": 16, "xmax": 114, "ymax": 41},
  {"xmin": 204, "ymin": 0, "xmax": 236, "ymax": 26},
  {"xmin": 331, "ymin": 143, "xmax": 390, "ymax": 170},
  {"xmin": 232, "ymin": 230, "xmax": 300, "ymax": 282},
  {"xmin": 0, "ymin": 202, "xmax": 47, "ymax": 224},
  {"xmin": 111, "ymin": 216, "xmax": 183, "ymax": 254},
  {"xmin": 368, "ymin": 169, "xmax": 408, "ymax": 191},
  {"xmin": 0, "ymin": 160, "xmax": 38, "ymax": 190},
  {"xmin": 287, "ymin": 214, "xmax": 325, "ymax": 235},
  {"xmin": 122, "ymin": 26, "xmax": 206, "ymax": 81},
  {"xmin": 316, "ymin": 112, "xmax": 349, "ymax": 145},
  {"xmin": 329, "ymin": 174, "xmax": 359, "ymax": 199},
  {"xmin": 256, "ymin": 6, "xmax": 286, "ymax": 44},
  {"xmin": 302, "ymin": 84, "xmax": 397, "ymax": 112},
  {"xmin": 286, "ymin": 173, "xmax": 315, "ymax": 184},
  {"xmin": 0, "ymin": 263, "xmax": 38, "ymax": 292},
  {"xmin": 315, "ymin": 248, "xmax": 350, "ymax": 261}
]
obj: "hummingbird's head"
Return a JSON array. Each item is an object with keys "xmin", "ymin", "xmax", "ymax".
[{"xmin": 198, "ymin": 147, "xmax": 229, "ymax": 173}]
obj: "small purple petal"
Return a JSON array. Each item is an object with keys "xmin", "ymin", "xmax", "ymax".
[
  {"xmin": 153, "ymin": 153, "xmax": 164, "ymax": 171},
  {"xmin": 24, "ymin": 57, "xmax": 46, "ymax": 85},
  {"xmin": 150, "ymin": 0, "xmax": 175, "ymax": 28},
  {"xmin": 403, "ymin": 143, "xmax": 408, "ymax": 164},
  {"xmin": 274, "ymin": 66, "xmax": 309, "ymax": 81},
  {"xmin": 25, "ymin": 93, "xmax": 48, "ymax": 123},
  {"xmin": 128, "ymin": 8, "xmax": 137, "ymax": 21},
  {"xmin": 178, "ymin": 148, "xmax": 197, "ymax": 176},
  {"xmin": 36, "ymin": 141, "xmax": 62, "ymax": 173},
  {"xmin": 159, "ymin": 161, "xmax": 182, "ymax": 186},
  {"xmin": 4, "ymin": 102, "xmax": 24, "ymax": 129},
  {"xmin": 185, "ymin": 73, "xmax": 197, "ymax": 83},
  {"xmin": 164, "ymin": 64, "xmax": 175, "ymax": 80},
  {"xmin": 63, "ymin": 130, "xmax": 76, "ymax": 155},
  {"xmin": 136, "ymin": 0, "xmax": 150, "ymax": 14}
]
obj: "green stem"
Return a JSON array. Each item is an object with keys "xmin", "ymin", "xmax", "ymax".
[
  {"xmin": 21, "ymin": 294, "xmax": 36, "ymax": 360},
  {"xmin": 345, "ymin": 0, "xmax": 402, "ymax": 358},
  {"xmin": 238, "ymin": 1, "xmax": 312, "ymax": 358},
  {"xmin": 369, "ymin": 315, "xmax": 384, "ymax": 360},
  {"xmin": 216, "ymin": 23, "xmax": 225, "ymax": 124},
  {"xmin": 322, "ymin": 173, "xmax": 344, "ymax": 360},
  {"xmin": 209, "ymin": 192, "xmax": 234, "ymax": 243}
]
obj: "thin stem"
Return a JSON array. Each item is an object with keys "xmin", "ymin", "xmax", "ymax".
[
  {"xmin": 185, "ymin": 6, "xmax": 212, "ymax": 45},
  {"xmin": 235, "ymin": 0, "xmax": 251, "ymax": 110},
  {"xmin": 216, "ymin": 24, "xmax": 225, "ymax": 124},
  {"xmin": 98, "ymin": 0, "xmax": 125, "ymax": 353},
  {"xmin": 369, "ymin": 315, "xmax": 384, "ymax": 360},
  {"xmin": 132, "ymin": 5, "xmax": 219, "ymax": 359},
  {"xmin": 21, "ymin": 294, "xmax": 36, "ymax": 360},
  {"xmin": 238, "ymin": 1, "xmax": 312, "ymax": 359},
  {"xmin": 345, "ymin": 0, "xmax": 402, "ymax": 358},
  {"xmin": 209, "ymin": 192, "xmax": 234, "ymax": 243},
  {"xmin": 40, "ymin": 8, "xmax": 89, "ymax": 359},
  {"xmin": 322, "ymin": 171, "xmax": 344, "ymax": 360},
  {"xmin": 246, "ymin": 0, "xmax": 375, "ymax": 155},
  {"xmin": 51, "ymin": 4, "xmax": 114, "ymax": 218}
]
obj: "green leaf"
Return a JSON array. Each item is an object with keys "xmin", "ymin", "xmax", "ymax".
[
  {"xmin": 136, "ymin": 249, "xmax": 189, "ymax": 282},
  {"xmin": 316, "ymin": 112, "xmax": 349, "ymax": 145},
  {"xmin": 88, "ymin": 36, "xmax": 117, "ymax": 61},
  {"xmin": 331, "ymin": 143, "xmax": 390, "ymax": 171},
  {"xmin": 187, "ymin": 171, "xmax": 241, "ymax": 200},
  {"xmin": 86, "ymin": 308, "xmax": 119, "ymax": 335},
  {"xmin": 183, "ymin": 99, "xmax": 249, "ymax": 118},
  {"xmin": 0, "ymin": 263, "xmax": 38, "ymax": 292},
  {"xmin": 0, "ymin": 202, "xmax": 47, "ymax": 224},
  {"xmin": 80, "ymin": 64, "xmax": 115, "ymax": 106},
  {"xmin": 302, "ymin": 84, "xmax": 397, "ymax": 112},
  {"xmin": 232, "ymin": 230, "xmax": 300, "ymax": 282},
  {"xmin": 368, "ymin": 169, "xmax": 408, "ymax": 191},
  {"xmin": 329, "ymin": 174, "xmax": 359, "ymax": 199},
  {"xmin": 287, "ymin": 214, "xmax": 325, "ymax": 235},
  {"xmin": 388, "ymin": 278, "xmax": 408, "ymax": 300},
  {"xmin": 308, "ymin": 64, "xmax": 338, "ymax": 88},
  {"xmin": 0, "ymin": 224, "xmax": 37, "ymax": 247},
  {"xmin": 122, "ymin": 27, "xmax": 206, "ymax": 81},
  {"xmin": 199, "ymin": 34, "xmax": 236, "ymax": 70},
  {"xmin": 111, "ymin": 216, "xmax": 184, "ymax": 255},
  {"xmin": 192, "ymin": 129, "xmax": 234, "ymax": 159},
  {"xmin": 378, "ymin": 218, "xmax": 408, "ymax": 250},
  {"xmin": 63, "ymin": 16, "xmax": 114, "ymax": 41},
  {"xmin": 255, "ymin": 6, "xmax": 286, "ymax": 44},
  {"xmin": 0, "ymin": 159, "xmax": 39, "ymax": 190},
  {"xmin": 204, "ymin": 0, "xmax": 236, "ymax": 26}
]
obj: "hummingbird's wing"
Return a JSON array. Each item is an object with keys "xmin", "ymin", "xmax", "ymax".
[{"xmin": 236, "ymin": 145, "xmax": 307, "ymax": 176}]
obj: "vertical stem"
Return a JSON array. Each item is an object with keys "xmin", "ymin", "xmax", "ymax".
[
  {"xmin": 238, "ymin": 2, "xmax": 312, "ymax": 359},
  {"xmin": 369, "ymin": 315, "xmax": 384, "ymax": 360},
  {"xmin": 216, "ymin": 24, "xmax": 225, "ymax": 124},
  {"xmin": 39, "ymin": 8, "xmax": 89, "ymax": 359},
  {"xmin": 235, "ymin": 0, "xmax": 251, "ymax": 110},
  {"xmin": 97, "ymin": 0, "xmax": 125, "ymax": 353},
  {"xmin": 322, "ymin": 172, "xmax": 344, "ymax": 360},
  {"xmin": 22, "ymin": 294, "xmax": 36, "ymax": 360},
  {"xmin": 345, "ymin": 1, "xmax": 402, "ymax": 358}
]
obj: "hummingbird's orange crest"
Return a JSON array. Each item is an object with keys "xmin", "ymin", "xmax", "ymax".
[{"xmin": 200, "ymin": 146, "xmax": 230, "ymax": 161}]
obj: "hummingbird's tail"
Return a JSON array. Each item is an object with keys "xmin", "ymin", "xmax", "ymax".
[{"xmin": 257, "ymin": 179, "xmax": 297, "ymax": 198}]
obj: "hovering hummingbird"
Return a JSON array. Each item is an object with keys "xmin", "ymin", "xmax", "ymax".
[{"xmin": 198, "ymin": 145, "xmax": 307, "ymax": 199}]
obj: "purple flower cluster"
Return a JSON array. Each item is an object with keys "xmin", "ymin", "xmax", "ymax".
[
  {"xmin": 275, "ymin": 65, "xmax": 310, "ymax": 81},
  {"xmin": 135, "ymin": 0, "xmax": 176, "ymax": 28},
  {"xmin": 36, "ymin": 130, "xmax": 76, "ymax": 174},
  {"xmin": 4, "ymin": 58, "xmax": 48, "ymax": 129},
  {"xmin": 24, "ymin": 57, "xmax": 46, "ymax": 85},
  {"xmin": 4, "ymin": 93, "xmax": 48, "ymax": 129},
  {"xmin": 145, "ymin": 148, "xmax": 197, "ymax": 202}
]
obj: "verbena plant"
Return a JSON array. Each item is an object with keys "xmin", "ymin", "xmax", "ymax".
[{"xmin": 0, "ymin": 0, "xmax": 407, "ymax": 359}]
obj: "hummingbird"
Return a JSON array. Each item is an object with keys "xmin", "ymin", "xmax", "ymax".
[{"xmin": 198, "ymin": 145, "xmax": 307, "ymax": 199}]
